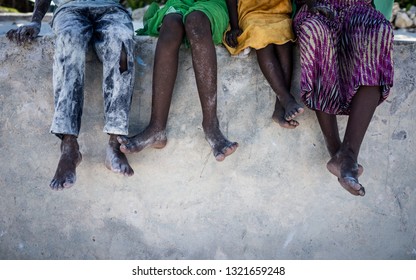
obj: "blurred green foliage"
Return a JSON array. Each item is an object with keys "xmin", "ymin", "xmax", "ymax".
[
  {"xmin": 0, "ymin": 6, "xmax": 19, "ymax": 12},
  {"xmin": 397, "ymin": 0, "xmax": 416, "ymax": 10},
  {"xmin": 0, "ymin": 0, "xmax": 33, "ymax": 12}
]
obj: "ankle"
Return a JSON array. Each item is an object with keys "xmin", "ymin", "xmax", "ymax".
[
  {"xmin": 61, "ymin": 135, "xmax": 79, "ymax": 149},
  {"xmin": 327, "ymin": 145, "xmax": 341, "ymax": 158},
  {"xmin": 276, "ymin": 92, "xmax": 294, "ymax": 106},
  {"xmin": 108, "ymin": 134, "xmax": 120, "ymax": 143},
  {"xmin": 60, "ymin": 136, "xmax": 80, "ymax": 154},
  {"xmin": 62, "ymin": 134, "xmax": 77, "ymax": 142},
  {"xmin": 147, "ymin": 122, "xmax": 166, "ymax": 134},
  {"xmin": 338, "ymin": 146, "xmax": 358, "ymax": 161},
  {"xmin": 202, "ymin": 119, "xmax": 220, "ymax": 132}
]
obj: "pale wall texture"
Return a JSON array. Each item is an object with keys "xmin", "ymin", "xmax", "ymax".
[{"xmin": 0, "ymin": 34, "xmax": 415, "ymax": 260}]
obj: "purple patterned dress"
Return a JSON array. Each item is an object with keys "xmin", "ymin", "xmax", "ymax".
[{"xmin": 293, "ymin": 0, "xmax": 394, "ymax": 115}]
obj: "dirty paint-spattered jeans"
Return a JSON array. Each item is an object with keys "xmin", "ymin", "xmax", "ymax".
[{"xmin": 50, "ymin": 5, "xmax": 135, "ymax": 137}]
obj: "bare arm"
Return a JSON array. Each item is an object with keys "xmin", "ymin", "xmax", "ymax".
[
  {"xmin": 296, "ymin": 0, "xmax": 334, "ymax": 19},
  {"xmin": 6, "ymin": 0, "xmax": 52, "ymax": 44},
  {"xmin": 295, "ymin": 0, "xmax": 317, "ymax": 9},
  {"xmin": 32, "ymin": 0, "xmax": 52, "ymax": 23},
  {"xmin": 224, "ymin": 0, "xmax": 242, "ymax": 48}
]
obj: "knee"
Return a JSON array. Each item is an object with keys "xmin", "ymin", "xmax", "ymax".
[
  {"xmin": 56, "ymin": 29, "xmax": 86, "ymax": 47},
  {"xmin": 159, "ymin": 14, "xmax": 185, "ymax": 47},
  {"xmin": 296, "ymin": 20, "xmax": 330, "ymax": 47},
  {"xmin": 184, "ymin": 11, "xmax": 211, "ymax": 41},
  {"xmin": 299, "ymin": 18, "xmax": 327, "ymax": 35},
  {"xmin": 100, "ymin": 23, "xmax": 134, "ymax": 45},
  {"xmin": 55, "ymin": 32, "xmax": 88, "ymax": 60}
]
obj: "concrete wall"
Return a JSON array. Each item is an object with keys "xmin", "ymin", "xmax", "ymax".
[{"xmin": 0, "ymin": 34, "xmax": 415, "ymax": 260}]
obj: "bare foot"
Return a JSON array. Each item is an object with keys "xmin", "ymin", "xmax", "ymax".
[
  {"xmin": 283, "ymin": 99, "xmax": 304, "ymax": 121},
  {"xmin": 338, "ymin": 177, "xmax": 365, "ymax": 196},
  {"xmin": 117, "ymin": 127, "xmax": 167, "ymax": 154},
  {"xmin": 105, "ymin": 135, "xmax": 134, "ymax": 176},
  {"xmin": 204, "ymin": 127, "xmax": 238, "ymax": 161},
  {"xmin": 272, "ymin": 99, "xmax": 299, "ymax": 129},
  {"xmin": 327, "ymin": 150, "xmax": 365, "ymax": 196},
  {"xmin": 49, "ymin": 135, "xmax": 82, "ymax": 190},
  {"xmin": 327, "ymin": 157, "xmax": 364, "ymax": 178}
]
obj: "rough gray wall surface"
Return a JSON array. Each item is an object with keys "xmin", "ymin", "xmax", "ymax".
[{"xmin": 0, "ymin": 35, "xmax": 415, "ymax": 260}]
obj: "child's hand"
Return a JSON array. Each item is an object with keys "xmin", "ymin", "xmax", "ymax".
[
  {"xmin": 297, "ymin": 0, "xmax": 317, "ymax": 9},
  {"xmin": 309, "ymin": 5, "xmax": 335, "ymax": 20},
  {"xmin": 6, "ymin": 22, "xmax": 41, "ymax": 44},
  {"xmin": 225, "ymin": 28, "xmax": 242, "ymax": 48}
]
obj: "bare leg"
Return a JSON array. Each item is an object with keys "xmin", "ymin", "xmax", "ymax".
[
  {"xmin": 256, "ymin": 43, "xmax": 304, "ymax": 124},
  {"xmin": 272, "ymin": 95, "xmax": 299, "ymax": 128},
  {"xmin": 316, "ymin": 110, "xmax": 364, "ymax": 176},
  {"xmin": 50, "ymin": 135, "xmax": 82, "ymax": 190},
  {"xmin": 272, "ymin": 43, "xmax": 301, "ymax": 128},
  {"xmin": 272, "ymin": 42, "xmax": 299, "ymax": 128},
  {"xmin": 185, "ymin": 11, "xmax": 238, "ymax": 161},
  {"xmin": 315, "ymin": 111, "xmax": 341, "ymax": 157},
  {"xmin": 327, "ymin": 86, "xmax": 381, "ymax": 196},
  {"xmin": 118, "ymin": 14, "xmax": 184, "ymax": 153},
  {"xmin": 105, "ymin": 134, "xmax": 134, "ymax": 176}
]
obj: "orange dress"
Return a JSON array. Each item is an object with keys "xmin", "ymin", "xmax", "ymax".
[{"xmin": 224, "ymin": 0, "xmax": 295, "ymax": 55}]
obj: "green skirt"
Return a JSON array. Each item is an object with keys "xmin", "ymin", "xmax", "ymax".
[{"xmin": 138, "ymin": 0, "xmax": 229, "ymax": 45}]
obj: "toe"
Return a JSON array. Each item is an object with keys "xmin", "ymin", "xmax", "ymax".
[
  {"xmin": 358, "ymin": 185, "xmax": 365, "ymax": 196},
  {"xmin": 338, "ymin": 177, "xmax": 365, "ymax": 196},
  {"xmin": 214, "ymin": 151, "xmax": 225, "ymax": 161},
  {"xmin": 289, "ymin": 119, "xmax": 299, "ymax": 126},
  {"xmin": 117, "ymin": 136, "xmax": 128, "ymax": 145},
  {"xmin": 49, "ymin": 180, "xmax": 57, "ymax": 190},
  {"xmin": 119, "ymin": 144, "xmax": 129, "ymax": 154}
]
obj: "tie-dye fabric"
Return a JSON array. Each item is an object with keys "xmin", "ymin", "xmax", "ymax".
[
  {"xmin": 50, "ymin": 5, "xmax": 135, "ymax": 137},
  {"xmin": 53, "ymin": 0, "xmax": 124, "ymax": 15},
  {"xmin": 293, "ymin": 0, "xmax": 394, "ymax": 115},
  {"xmin": 53, "ymin": 0, "xmax": 121, "ymax": 7}
]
